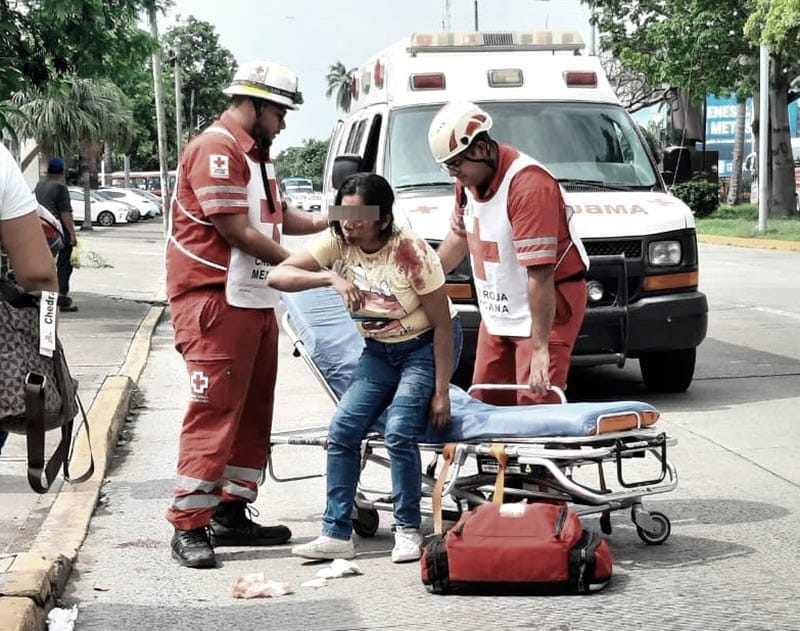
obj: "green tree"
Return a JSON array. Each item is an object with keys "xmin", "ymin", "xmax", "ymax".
[
  {"xmin": 745, "ymin": 0, "xmax": 800, "ymax": 216},
  {"xmin": 0, "ymin": 1, "xmax": 168, "ymax": 99},
  {"xmin": 275, "ymin": 139, "xmax": 330, "ymax": 191},
  {"xmin": 0, "ymin": 1, "xmax": 167, "ymax": 167},
  {"xmin": 325, "ymin": 61, "xmax": 355, "ymax": 113},
  {"xmin": 163, "ymin": 16, "xmax": 237, "ymax": 149},
  {"xmin": 583, "ymin": 0, "xmax": 799, "ymax": 216},
  {"xmin": 12, "ymin": 76, "xmax": 135, "ymax": 228}
]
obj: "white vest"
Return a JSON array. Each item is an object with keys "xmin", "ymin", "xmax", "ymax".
[
  {"xmin": 464, "ymin": 153, "xmax": 589, "ymax": 337},
  {"xmin": 168, "ymin": 126, "xmax": 283, "ymax": 309}
]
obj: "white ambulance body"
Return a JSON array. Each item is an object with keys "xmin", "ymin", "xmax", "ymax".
[{"xmin": 323, "ymin": 31, "xmax": 708, "ymax": 392}]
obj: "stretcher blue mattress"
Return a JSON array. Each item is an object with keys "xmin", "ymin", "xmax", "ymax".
[{"xmin": 281, "ymin": 288, "xmax": 659, "ymax": 441}]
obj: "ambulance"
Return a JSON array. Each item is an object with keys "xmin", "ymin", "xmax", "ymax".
[{"xmin": 322, "ymin": 30, "xmax": 708, "ymax": 392}]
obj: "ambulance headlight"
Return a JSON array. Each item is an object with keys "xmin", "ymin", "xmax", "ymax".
[
  {"xmin": 587, "ymin": 280, "xmax": 605, "ymax": 303},
  {"xmin": 648, "ymin": 240, "xmax": 682, "ymax": 266}
]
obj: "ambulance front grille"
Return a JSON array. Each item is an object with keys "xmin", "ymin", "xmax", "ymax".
[
  {"xmin": 584, "ymin": 240, "xmax": 642, "ymax": 259},
  {"xmin": 482, "ymin": 32, "xmax": 514, "ymax": 46}
]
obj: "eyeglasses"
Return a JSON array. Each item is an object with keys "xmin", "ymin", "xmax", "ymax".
[
  {"xmin": 440, "ymin": 156, "xmax": 466, "ymax": 174},
  {"xmin": 265, "ymin": 104, "xmax": 287, "ymax": 123}
]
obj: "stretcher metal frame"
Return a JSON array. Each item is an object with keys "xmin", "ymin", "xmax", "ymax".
[{"xmin": 269, "ymin": 311, "xmax": 678, "ymax": 545}]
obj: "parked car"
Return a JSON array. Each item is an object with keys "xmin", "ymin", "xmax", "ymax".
[
  {"xmin": 127, "ymin": 188, "xmax": 165, "ymax": 215},
  {"xmin": 303, "ymin": 192, "xmax": 324, "ymax": 211},
  {"xmin": 289, "ymin": 191, "xmax": 324, "ymax": 211},
  {"xmin": 96, "ymin": 187, "xmax": 161, "ymax": 219},
  {"xmin": 68, "ymin": 187, "xmax": 134, "ymax": 226}
]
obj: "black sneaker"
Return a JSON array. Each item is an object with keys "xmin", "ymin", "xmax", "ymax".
[
  {"xmin": 209, "ymin": 501, "xmax": 291, "ymax": 547},
  {"xmin": 171, "ymin": 526, "xmax": 216, "ymax": 568}
]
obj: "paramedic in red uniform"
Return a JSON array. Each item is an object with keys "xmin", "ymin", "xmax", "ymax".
[
  {"xmin": 429, "ymin": 101, "xmax": 589, "ymax": 406},
  {"xmin": 165, "ymin": 60, "xmax": 327, "ymax": 568}
]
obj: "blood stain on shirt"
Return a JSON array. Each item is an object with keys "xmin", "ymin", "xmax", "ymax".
[{"xmin": 395, "ymin": 238, "xmax": 426, "ymax": 290}]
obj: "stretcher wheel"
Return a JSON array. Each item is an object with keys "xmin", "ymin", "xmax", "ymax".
[
  {"xmin": 636, "ymin": 511, "xmax": 671, "ymax": 545},
  {"xmin": 352, "ymin": 508, "xmax": 380, "ymax": 538}
]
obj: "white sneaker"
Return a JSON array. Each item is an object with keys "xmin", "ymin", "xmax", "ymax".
[
  {"xmin": 391, "ymin": 527, "xmax": 423, "ymax": 563},
  {"xmin": 291, "ymin": 535, "xmax": 355, "ymax": 560}
]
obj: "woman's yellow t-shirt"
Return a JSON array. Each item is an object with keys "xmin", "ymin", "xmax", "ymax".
[{"xmin": 305, "ymin": 226, "xmax": 457, "ymax": 342}]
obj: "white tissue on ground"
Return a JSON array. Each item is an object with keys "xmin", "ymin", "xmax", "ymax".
[
  {"xmin": 315, "ymin": 558, "xmax": 363, "ymax": 579},
  {"xmin": 301, "ymin": 577, "xmax": 328, "ymax": 588},
  {"xmin": 47, "ymin": 605, "xmax": 78, "ymax": 631}
]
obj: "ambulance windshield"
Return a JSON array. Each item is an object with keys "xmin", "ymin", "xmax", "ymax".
[{"xmin": 386, "ymin": 102, "xmax": 660, "ymax": 191}]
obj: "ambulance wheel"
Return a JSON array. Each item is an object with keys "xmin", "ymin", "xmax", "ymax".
[
  {"xmin": 352, "ymin": 508, "xmax": 379, "ymax": 538},
  {"xmin": 636, "ymin": 511, "xmax": 671, "ymax": 545},
  {"xmin": 640, "ymin": 348, "xmax": 695, "ymax": 393}
]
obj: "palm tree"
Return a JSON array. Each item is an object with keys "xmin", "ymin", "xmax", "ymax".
[
  {"xmin": 726, "ymin": 99, "xmax": 747, "ymax": 205},
  {"xmin": 11, "ymin": 76, "xmax": 134, "ymax": 229},
  {"xmin": 325, "ymin": 61, "xmax": 355, "ymax": 113}
]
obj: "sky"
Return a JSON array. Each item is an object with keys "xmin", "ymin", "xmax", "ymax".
[{"xmin": 163, "ymin": 0, "xmax": 593, "ymax": 153}]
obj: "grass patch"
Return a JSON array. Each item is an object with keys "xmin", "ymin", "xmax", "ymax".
[{"xmin": 696, "ymin": 204, "xmax": 800, "ymax": 241}]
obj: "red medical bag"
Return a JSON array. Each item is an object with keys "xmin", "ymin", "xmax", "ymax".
[{"xmin": 421, "ymin": 500, "xmax": 612, "ymax": 595}]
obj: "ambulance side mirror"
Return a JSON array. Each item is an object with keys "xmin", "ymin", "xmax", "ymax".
[{"xmin": 332, "ymin": 154, "xmax": 363, "ymax": 190}]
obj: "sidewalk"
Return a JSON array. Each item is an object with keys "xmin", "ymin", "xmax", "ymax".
[{"xmin": 0, "ymin": 229, "xmax": 166, "ymax": 630}]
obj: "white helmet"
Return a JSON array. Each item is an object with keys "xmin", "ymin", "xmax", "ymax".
[
  {"xmin": 428, "ymin": 101, "xmax": 493, "ymax": 163},
  {"xmin": 223, "ymin": 61, "xmax": 303, "ymax": 110}
]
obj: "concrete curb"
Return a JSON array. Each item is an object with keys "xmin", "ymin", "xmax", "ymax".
[
  {"xmin": 0, "ymin": 304, "xmax": 165, "ymax": 630},
  {"xmin": 698, "ymin": 233, "xmax": 800, "ymax": 252}
]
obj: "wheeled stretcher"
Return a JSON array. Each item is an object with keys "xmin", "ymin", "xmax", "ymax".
[{"xmin": 269, "ymin": 287, "xmax": 678, "ymax": 545}]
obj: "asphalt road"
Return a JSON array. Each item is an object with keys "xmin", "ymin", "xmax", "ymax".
[{"xmin": 56, "ymin": 227, "xmax": 800, "ymax": 630}]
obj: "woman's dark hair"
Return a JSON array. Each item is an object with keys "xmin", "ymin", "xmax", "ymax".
[{"xmin": 331, "ymin": 172, "xmax": 395, "ymax": 241}]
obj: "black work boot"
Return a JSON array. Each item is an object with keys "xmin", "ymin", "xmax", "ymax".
[
  {"xmin": 209, "ymin": 501, "xmax": 291, "ymax": 547},
  {"xmin": 171, "ymin": 526, "xmax": 216, "ymax": 568}
]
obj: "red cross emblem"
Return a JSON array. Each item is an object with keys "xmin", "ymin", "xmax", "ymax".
[
  {"xmin": 255, "ymin": 65, "xmax": 265, "ymax": 75},
  {"xmin": 190, "ymin": 370, "xmax": 209, "ymax": 395},
  {"xmin": 466, "ymin": 218, "xmax": 499, "ymax": 281},
  {"xmin": 213, "ymin": 156, "xmax": 226, "ymax": 169},
  {"xmin": 411, "ymin": 205, "xmax": 436, "ymax": 214}
]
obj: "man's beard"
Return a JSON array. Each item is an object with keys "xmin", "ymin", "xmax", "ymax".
[{"xmin": 253, "ymin": 125, "xmax": 272, "ymax": 158}]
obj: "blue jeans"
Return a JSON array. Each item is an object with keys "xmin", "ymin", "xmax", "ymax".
[{"xmin": 322, "ymin": 318, "xmax": 462, "ymax": 540}]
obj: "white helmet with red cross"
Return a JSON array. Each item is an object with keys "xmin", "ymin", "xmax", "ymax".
[
  {"xmin": 223, "ymin": 61, "xmax": 304, "ymax": 110},
  {"xmin": 428, "ymin": 101, "xmax": 493, "ymax": 163}
]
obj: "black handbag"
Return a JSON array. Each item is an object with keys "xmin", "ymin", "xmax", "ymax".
[{"xmin": 0, "ymin": 279, "xmax": 93, "ymax": 493}]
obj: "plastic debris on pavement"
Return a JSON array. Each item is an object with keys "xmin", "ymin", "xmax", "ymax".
[
  {"xmin": 230, "ymin": 573, "xmax": 292, "ymax": 599},
  {"xmin": 47, "ymin": 605, "xmax": 79, "ymax": 631},
  {"xmin": 315, "ymin": 558, "xmax": 363, "ymax": 579}
]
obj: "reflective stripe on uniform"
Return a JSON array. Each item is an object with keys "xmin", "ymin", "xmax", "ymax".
[
  {"xmin": 221, "ymin": 480, "xmax": 257, "ymax": 502},
  {"xmin": 169, "ymin": 235, "xmax": 227, "ymax": 271},
  {"xmin": 517, "ymin": 248, "xmax": 556, "ymax": 262},
  {"xmin": 174, "ymin": 474, "xmax": 219, "ymax": 493},
  {"xmin": 171, "ymin": 493, "xmax": 220, "ymax": 511},
  {"xmin": 514, "ymin": 236, "xmax": 557, "ymax": 263},
  {"xmin": 196, "ymin": 185, "xmax": 248, "ymax": 197},
  {"xmin": 201, "ymin": 199, "xmax": 249, "ymax": 211},
  {"xmin": 513, "ymin": 236, "xmax": 557, "ymax": 248},
  {"xmin": 223, "ymin": 465, "xmax": 262, "ymax": 483}
]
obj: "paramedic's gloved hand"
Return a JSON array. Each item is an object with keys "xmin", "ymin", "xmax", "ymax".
[
  {"xmin": 429, "ymin": 390, "xmax": 451, "ymax": 431},
  {"xmin": 330, "ymin": 274, "xmax": 364, "ymax": 312},
  {"xmin": 528, "ymin": 347, "xmax": 550, "ymax": 397}
]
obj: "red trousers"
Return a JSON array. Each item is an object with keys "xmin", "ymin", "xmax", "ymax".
[
  {"xmin": 166, "ymin": 288, "xmax": 278, "ymax": 531},
  {"xmin": 472, "ymin": 279, "xmax": 587, "ymax": 405}
]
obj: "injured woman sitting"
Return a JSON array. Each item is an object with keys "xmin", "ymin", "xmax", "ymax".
[{"xmin": 267, "ymin": 172, "xmax": 463, "ymax": 564}]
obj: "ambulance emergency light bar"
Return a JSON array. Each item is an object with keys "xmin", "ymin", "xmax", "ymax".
[
  {"xmin": 408, "ymin": 30, "xmax": 586, "ymax": 54},
  {"xmin": 408, "ymin": 67, "xmax": 596, "ymax": 91}
]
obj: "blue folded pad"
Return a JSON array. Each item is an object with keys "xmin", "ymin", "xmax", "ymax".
[{"xmin": 281, "ymin": 287, "xmax": 658, "ymax": 441}]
